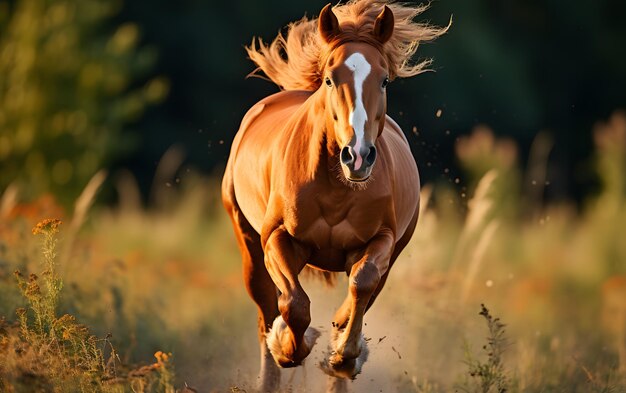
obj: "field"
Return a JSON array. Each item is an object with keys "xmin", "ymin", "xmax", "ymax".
[{"xmin": 1, "ymin": 113, "xmax": 626, "ymax": 392}]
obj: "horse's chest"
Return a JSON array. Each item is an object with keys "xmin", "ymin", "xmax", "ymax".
[{"xmin": 285, "ymin": 195, "xmax": 384, "ymax": 250}]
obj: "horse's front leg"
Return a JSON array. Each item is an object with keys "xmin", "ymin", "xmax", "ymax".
[
  {"xmin": 326, "ymin": 230, "xmax": 394, "ymax": 378},
  {"xmin": 263, "ymin": 226, "xmax": 320, "ymax": 368}
]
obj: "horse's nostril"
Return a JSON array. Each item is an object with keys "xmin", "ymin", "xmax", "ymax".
[
  {"xmin": 340, "ymin": 146, "xmax": 354, "ymax": 165},
  {"xmin": 366, "ymin": 146, "xmax": 377, "ymax": 165}
]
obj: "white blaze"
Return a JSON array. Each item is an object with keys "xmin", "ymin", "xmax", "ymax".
[{"xmin": 344, "ymin": 52, "xmax": 371, "ymax": 171}]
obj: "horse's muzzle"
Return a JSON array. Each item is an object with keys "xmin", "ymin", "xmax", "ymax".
[{"xmin": 340, "ymin": 143, "xmax": 376, "ymax": 182}]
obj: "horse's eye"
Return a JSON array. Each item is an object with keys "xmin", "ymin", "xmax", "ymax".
[
  {"xmin": 382, "ymin": 77, "xmax": 390, "ymax": 89},
  {"xmin": 325, "ymin": 77, "xmax": 333, "ymax": 87}
]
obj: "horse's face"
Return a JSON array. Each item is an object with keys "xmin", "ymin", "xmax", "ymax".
[
  {"xmin": 319, "ymin": 4, "xmax": 394, "ymax": 184},
  {"xmin": 322, "ymin": 43, "xmax": 389, "ymax": 183}
]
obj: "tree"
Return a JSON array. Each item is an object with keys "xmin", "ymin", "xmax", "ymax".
[{"xmin": 0, "ymin": 0, "xmax": 168, "ymax": 205}]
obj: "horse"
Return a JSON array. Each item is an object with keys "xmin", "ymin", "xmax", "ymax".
[{"xmin": 221, "ymin": 1, "xmax": 447, "ymax": 391}]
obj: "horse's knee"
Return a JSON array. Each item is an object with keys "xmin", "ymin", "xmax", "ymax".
[{"xmin": 349, "ymin": 261, "xmax": 381, "ymax": 299}]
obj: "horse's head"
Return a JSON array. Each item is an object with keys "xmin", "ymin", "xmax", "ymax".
[{"xmin": 318, "ymin": 4, "xmax": 394, "ymax": 184}]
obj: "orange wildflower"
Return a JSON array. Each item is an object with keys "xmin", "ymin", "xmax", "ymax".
[
  {"xmin": 32, "ymin": 218, "xmax": 62, "ymax": 235},
  {"xmin": 154, "ymin": 350, "xmax": 171, "ymax": 364}
]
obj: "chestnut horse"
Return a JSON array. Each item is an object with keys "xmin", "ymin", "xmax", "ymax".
[{"xmin": 222, "ymin": 1, "xmax": 446, "ymax": 391}]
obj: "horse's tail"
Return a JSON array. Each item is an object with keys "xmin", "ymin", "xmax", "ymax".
[
  {"xmin": 301, "ymin": 265, "xmax": 338, "ymax": 287},
  {"xmin": 246, "ymin": 17, "xmax": 322, "ymax": 91}
]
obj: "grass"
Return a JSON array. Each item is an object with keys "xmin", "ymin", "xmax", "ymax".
[
  {"xmin": 1, "ymin": 218, "xmax": 176, "ymax": 392},
  {"xmin": 0, "ymin": 112, "xmax": 625, "ymax": 391}
]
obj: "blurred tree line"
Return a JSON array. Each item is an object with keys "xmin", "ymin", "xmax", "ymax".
[
  {"xmin": 0, "ymin": 0, "xmax": 167, "ymax": 206},
  {"xmin": 1, "ymin": 0, "xmax": 625, "ymax": 206}
]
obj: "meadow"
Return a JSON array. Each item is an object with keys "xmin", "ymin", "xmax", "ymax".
[{"xmin": 1, "ymin": 112, "xmax": 626, "ymax": 392}]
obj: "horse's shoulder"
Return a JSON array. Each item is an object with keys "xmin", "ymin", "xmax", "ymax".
[
  {"xmin": 239, "ymin": 102, "xmax": 266, "ymax": 135},
  {"xmin": 240, "ymin": 90, "xmax": 312, "ymax": 130},
  {"xmin": 232, "ymin": 90, "xmax": 313, "ymax": 158}
]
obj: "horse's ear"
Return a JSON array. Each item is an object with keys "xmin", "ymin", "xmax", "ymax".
[
  {"xmin": 319, "ymin": 3, "xmax": 341, "ymax": 44},
  {"xmin": 373, "ymin": 5, "xmax": 394, "ymax": 44}
]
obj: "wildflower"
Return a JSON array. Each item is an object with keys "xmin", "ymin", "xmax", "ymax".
[
  {"xmin": 154, "ymin": 350, "xmax": 171, "ymax": 364},
  {"xmin": 32, "ymin": 218, "xmax": 62, "ymax": 235}
]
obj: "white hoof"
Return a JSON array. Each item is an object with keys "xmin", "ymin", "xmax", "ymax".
[
  {"xmin": 321, "ymin": 332, "xmax": 369, "ymax": 379},
  {"xmin": 265, "ymin": 316, "xmax": 320, "ymax": 367}
]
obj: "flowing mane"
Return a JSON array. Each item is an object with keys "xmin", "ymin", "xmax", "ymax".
[{"xmin": 246, "ymin": 0, "xmax": 449, "ymax": 91}]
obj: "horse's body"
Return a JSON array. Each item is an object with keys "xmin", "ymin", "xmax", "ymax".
[
  {"xmin": 228, "ymin": 90, "xmax": 419, "ymax": 267},
  {"xmin": 222, "ymin": 1, "xmax": 446, "ymax": 391}
]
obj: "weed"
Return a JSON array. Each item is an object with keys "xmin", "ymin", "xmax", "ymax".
[{"xmin": 459, "ymin": 304, "xmax": 510, "ymax": 393}]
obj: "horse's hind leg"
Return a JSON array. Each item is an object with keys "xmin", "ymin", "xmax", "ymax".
[
  {"xmin": 232, "ymin": 216, "xmax": 281, "ymax": 391},
  {"xmin": 223, "ymin": 181, "xmax": 280, "ymax": 392}
]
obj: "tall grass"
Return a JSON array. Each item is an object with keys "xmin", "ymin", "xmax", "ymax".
[
  {"xmin": 1, "ymin": 219, "xmax": 176, "ymax": 392},
  {"xmin": 1, "ymin": 112, "xmax": 625, "ymax": 391}
]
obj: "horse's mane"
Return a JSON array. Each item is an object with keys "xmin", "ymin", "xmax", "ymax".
[{"xmin": 246, "ymin": 0, "xmax": 449, "ymax": 91}]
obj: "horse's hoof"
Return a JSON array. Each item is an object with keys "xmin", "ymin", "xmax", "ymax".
[
  {"xmin": 319, "ymin": 338, "xmax": 369, "ymax": 380},
  {"xmin": 266, "ymin": 316, "xmax": 320, "ymax": 367},
  {"xmin": 331, "ymin": 330, "xmax": 368, "ymax": 361}
]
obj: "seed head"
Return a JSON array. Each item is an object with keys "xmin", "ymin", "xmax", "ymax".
[{"xmin": 25, "ymin": 281, "xmax": 41, "ymax": 297}]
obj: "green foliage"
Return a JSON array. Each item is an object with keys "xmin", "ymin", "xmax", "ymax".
[{"xmin": 0, "ymin": 0, "xmax": 168, "ymax": 206}]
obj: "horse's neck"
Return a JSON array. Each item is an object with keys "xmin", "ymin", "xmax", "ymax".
[{"xmin": 287, "ymin": 92, "xmax": 339, "ymax": 184}]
